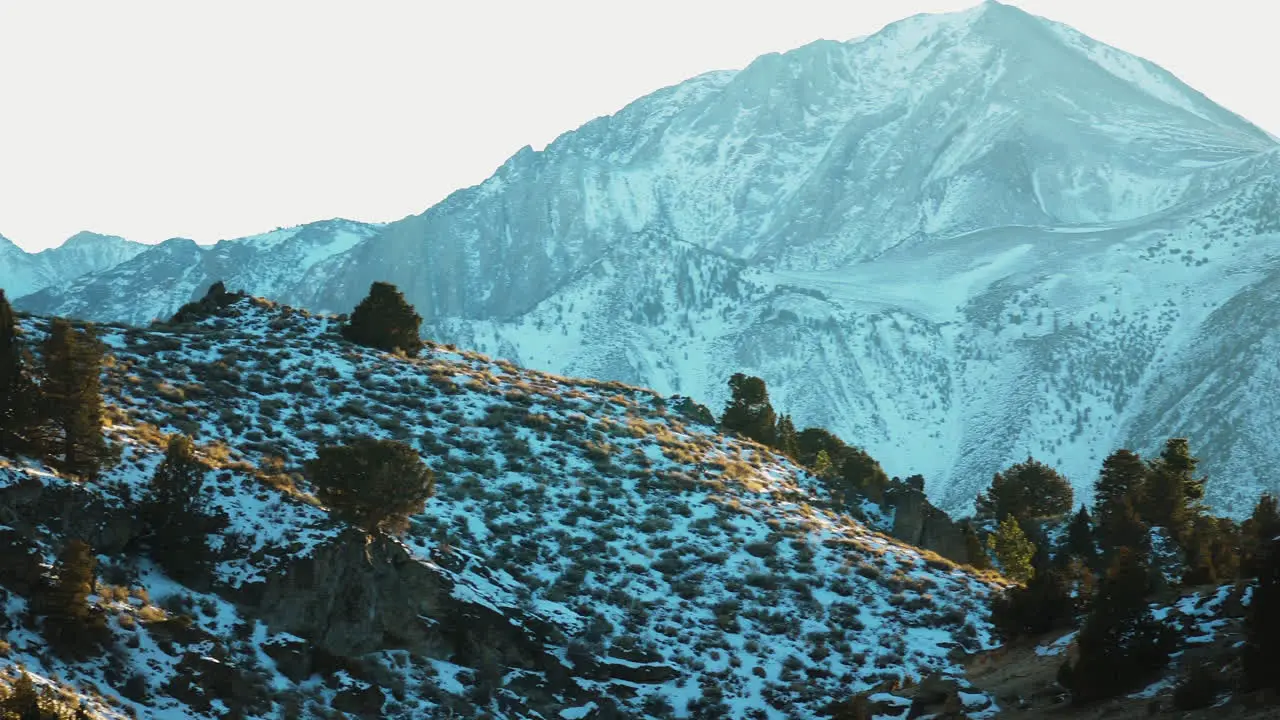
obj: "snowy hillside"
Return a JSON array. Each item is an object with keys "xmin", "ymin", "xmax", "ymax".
[
  {"xmin": 0, "ymin": 297, "xmax": 1003, "ymax": 719},
  {"xmin": 13, "ymin": 1, "xmax": 1280, "ymax": 516}
]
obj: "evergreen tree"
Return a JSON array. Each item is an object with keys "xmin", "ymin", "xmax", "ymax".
[
  {"xmin": 961, "ymin": 521, "xmax": 992, "ymax": 570},
  {"xmin": 1140, "ymin": 438, "xmax": 1206, "ymax": 540},
  {"xmin": 975, "ymin": 457, "xmax": 1073, "ymax": 524},
  {"xmin": 1181, "ymin": 515, "xmax": 1239, "ymax": 586},
  {"xmin": 1093, "ymin": 449, "xmax": 1151, "ymax": 561},
  {"xmin": 1063, "ymin": 548, "xmax": 1174, "ymax": 704},
  {"xmin": 1244, "ymin": 537, "xmax": 1280, "ymax": 691},
  {"xmin": 1060, "ymin": 505, "xmax": 1098, "ymax": 569},
  {"xmin": 989, "ymin": 564, "xmax": 1075, "ymax": 640},
  {"xmin": 811, "ymin": 450, "xmax": 836, "ymax": 480},
  {"xmin": 1, "ymin": 669, "xmax": 42, "ymax": 720},
  {"xmin": 1093, "ymin": 449, "xmax": 1147, "ymax": 522},
  {"xmin": 795, "ymin": 427, "xmax": 848, "ymax": 469},
  {"xmin": 305, "ymin": 438, "xmax": 435, "ymax": 535},
  {"xmin": 341, "ymin": 281, "xmax": 424, "ymax": 355},
  {"xmin": 773, "ymin": 414, "xmax": 799, "ymax": 458},
  {"xmin": 37, "ymin": 319, "xmax": 110, "ymax": 480},
  {"xmin": 838, "ymin": 447, "xmax": 889, "ymax": 504},
  {"xmin": 0, "ymin": 290, "xmax": 39, "ymax": 457},
  {"xmin": 988, "ymin": 515, "xmax": 1036, "ymax": 584},
  {"xmin": 145, "ymin": 435, "xmax": 225, "ymax": 581},
  {"xmin": 720, "ymin": 374, "xmax": 777, "ymax": 447},
  {"xmin": 1241, "ymin": 494, "xmax": 1280, "ymax": 578},
  {"xmin": 38, "ymin": 538, "xmax": 107, "ymax": 657}
]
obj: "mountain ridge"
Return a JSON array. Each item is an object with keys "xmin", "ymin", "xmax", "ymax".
[{"xmin": 10, "ymin": 3, "xmax": 1280, "ymax": 516}]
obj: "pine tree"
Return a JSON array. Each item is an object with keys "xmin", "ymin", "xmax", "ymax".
[
  {"xmin": 305, "ymin": 438, "xmax": 435, "ymax": 535},
  {"xmin": 1181, "ymin": 515, "xmax": 1240, "ymax": 586},
  {"xmin": 795, "ymin": 427, "xmax": 848, "ymax": 469},
  {"xmin": 1063, "ymin": 548, "xmax": 1174, "ymax": 704},
  {"xmin": 341, "ymin": 281, "xmax": 424, "ymax": 355},
  {"xmin": 38, "ymin": 538, "xmax": 107, "ymax": 657},
  {"xmin": 961, "ymin": 521, "xmax": 992, "ymax": 570},
  {"xmin": 773, "ymin": 414, "xmax": 799, "ymax": 458},
  {"xmin": 145, "ymin": 435, "xmax": 224, "ymax": 581},
  {"xmin": 0, "ymin": 290, "xmax": 39, "ymax": 457},
  {"xmin": 812, "ymin": 450, "xmax": 836, "ymax": 480},
  {"xmin": 988, "ymin": 515, "xmax": 1036, "ymax": 584},
  {"xmin": 975, "ymin": 457, "xmax": 1073, "ymax": 524},
  {"xmin": 838, "ymin": 447, "xmax": 889, "ymax": 504},
  {"xmin": 1, "ymin": 669, "xmax": 42, "ymax": 720},
  {"xmin": 1241, "ymin": 494, "xmax": 1280, "ymax": 578},
  {"xmin": 1060, "ymin": 506, "xmax": 1099, "ymax": 569},
  {"xmin": 1140, "ymin": 438, "xmax": 1205, "ymax": 540},
  {"xmin": 720, "ymin": 374, "xmax": 777, "ymax": 447},
  {"xmin": 1093, "ymin": 449, "xmax": 1150, "ymax": 560},
  {"xmin": 38, "ymin": 319, "xmax": 110, "ymax": 480},
  {"xmin": 989, "ymin": 564, "xmax": 1075, "ymax": 641},
  {"xmin": 1244, "ymin": 536, "xmax": 1280, "ymax": 691}
]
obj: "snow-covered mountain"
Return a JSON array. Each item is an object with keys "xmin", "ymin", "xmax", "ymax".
[
  {"xmin": 18, "ymin": 219, "xmax": 380, "ymax": 325},
  {"xmin": 16, "ymin": 1, "xmax": 1280, "ymax": 515},
  {"xmin": 0, "ymin": 231, "xmax": 147, "ymax": 298}
]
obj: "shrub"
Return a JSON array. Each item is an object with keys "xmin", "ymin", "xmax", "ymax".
[{"xmin": 340, "ymin": 282, "xmax": 424, "ymax": 355}]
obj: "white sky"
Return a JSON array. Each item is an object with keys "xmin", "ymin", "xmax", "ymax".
[{"xmin": 2, "ymin": 1, "xmax": 1277, "ymax": 251}]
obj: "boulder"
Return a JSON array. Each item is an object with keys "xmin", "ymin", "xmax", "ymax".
[{"xmin": 332, "ymin": 683, "xmax": 386, "ymax": 718}]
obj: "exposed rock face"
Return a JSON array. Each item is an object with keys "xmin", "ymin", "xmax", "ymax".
[
  {"xmin": 240, "ymin": 529, "xmax": 555, "ymax": 674},
  {"xmin": 0, "ymin": 475, "xmax": 144, "ymax": 554},
  {"xmin": 885, "ymin": 484, "xmax": 970, "ymax": 563}
]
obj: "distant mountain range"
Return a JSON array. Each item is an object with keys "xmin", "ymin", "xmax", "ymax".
[
  {"xmin": 8, "ymin": 0, "xmax": 1280, "ymax": 516},
  {"xmin": 0, "ymin": 231, "xmax": 147, "ymax": 298}
]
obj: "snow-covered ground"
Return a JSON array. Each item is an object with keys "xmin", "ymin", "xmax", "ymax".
[{"xmin": 0, "ymin": 298, "xmax": 1006, "ymax": 718}]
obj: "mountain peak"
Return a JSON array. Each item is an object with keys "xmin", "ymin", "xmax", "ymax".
[{"xmin": 56, "ymin": 230, "xmax": 135, "ymax": 251}]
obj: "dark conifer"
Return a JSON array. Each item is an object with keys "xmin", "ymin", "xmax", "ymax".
[
  {"xmin": 774, "ymin": 414, "xmax": 799, "ymax": 458},
  {"xmin": 305, "ymin": 438, "xmax": 435, "ymax": 535},
  {"xmin": 989, "ymin": 565, "xmax": 1074, "ymax": 641},
  {"xmin": 1061, "ymin": 505, "xmax": 1098, "ymax": 569},
  {"xmin": 0, "ymin": 290, "xmax": 39, "ymax": 457},
  {"xmin": 1064, "ymin": 548, "xmax": 1174, "ymax": 704},
  {"xmin": 341, "ymin": 281, "xmax": 425, "ymax": 355},
  {"xmin": 1241, "ymin": 494, "xmax": 1280, "ymax": 578},
  {"xmin": 1, "ymin": 669, "xmax": 42, "ymax": 719},
  {"xmin": 975, "ymin": 457, "xmax": 1073, "ymax": 524},
  {"xmin": 720, "ymin": 374, "xmax": 777, "ymax": 447},
  {"xmin": 960, "ymin": 521, "xmax": 992, "ymax": 570},
  {"xmin": 795, "ymin": 427, "xmax": 848, "ymax": 469},
  {"xmin": 838, "ymin": 447, "xmax": 889, "ymax": 504},
  {"xmin": 38, "ymin": 319, "xmax": 109, "ymax": 480},
  {"xmin": 1093, "ymin": 449, "xmax": 1150, "ymax": 560},
  {"xmin": 145, "ymin": 435, "xmax": 224, "ymax": 581},
  {"xmin": 1140, "ymin": 438, "xmax": 1205, "ymax": 540},
  {"xmin": 1182, "ymin": 515, "xmax": 1240, "ymax": 586},
  {"xmin": 38, "ymin": 538, "xmax": 107, "ymax": 657},
  {"xmin": 1244, "ymin": 537, "xmax": 1280, "ymax": 691}
]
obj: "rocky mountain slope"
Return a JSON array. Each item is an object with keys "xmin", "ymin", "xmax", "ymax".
[
  {"xmin": 16, "ymin": 219, "xmax": 380, "ymax": 326},
  {"xmin": 12, "ymin": 1, "xmax": 1280, "ymax": 515},
  {"xmin": 0, "ymin": 231, "xmax": 146, "ymax": 299},
  {"xmin": 0, "ymin": 297, "xmax": 1003, "ymax": 719}
]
